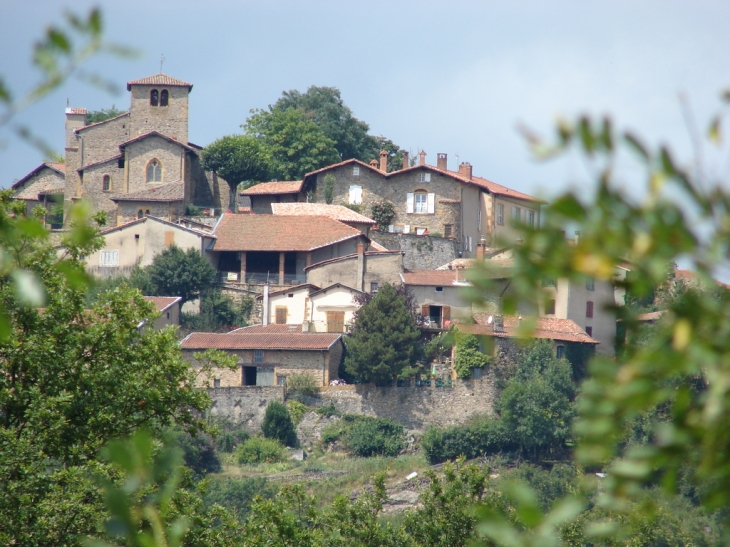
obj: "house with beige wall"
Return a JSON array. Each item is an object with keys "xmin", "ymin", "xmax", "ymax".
[
  {"xmin": 180, "ymin": 324, "xmax": 343, "ymax": 387},
  {"xmin": 142, "ymin": 296, "xmax": 181, "ymax": 330},
  {"xmin": 84, "ymin": 215, "xmax": 215, "ymax": 278},
  {"xmin": 305, "ymin": 247, "xmax": 403, "ymax": 293}
]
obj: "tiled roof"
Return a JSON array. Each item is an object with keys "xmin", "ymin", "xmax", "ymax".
[
  {"xmin": 464, "ymin": 315, "xmax": 598, "ymax": 344},
  {"xmin": 66, "ymin": 107, "xmax": 87, "ymax": 114},
  {"xmin": 76, "ymin": 111, "xmax": 129, "ymax": 134},
  {"xmin": 231, "ymin": 324, "xmax": 303, "ymax": 333},
  {"xmin": 180, "ymin": 331, "xmax": 341, "ymax": 350},
  {"xmin": 271, "ymin": 203, "xmax": 375, "ymax": 224},
  {"xmin": 127, "ymin": 73, "xmax": 193, "ymax": 90},
  {"xmin": 144, "ymin": 296, "xmax": 182, "ymax": 313},
  {"xmin": 369, "ymin": 240, "xmax": 389, "ymax": 251},
  {"xmin": 12, "ymin": 163, "xmax": 66, "ymax": 199},
  {"xmin": 212, "ymin": 214, "xmax": 364, "ymax": 252},
  {"xmin": 636, "ymin": 310, "xmax": 665, "ymax": 322},
  {"xmin": 255, "ymin": 284, "xmax": 319, "ymax": 300},
  {"xmin": 304, "ymin": 250, "xmax": 401, "ymax": 271},
  {"xmin": 402, "ymin": 270, "xmax": 459, "ymax": 286},
  {"xmin": 110, "ymin": 181, "xmax": 184, "ymax": 202},
  {"xmin": 78, "ymin": 154, "xmax": 122, "ymax": 172},
  {"xmin": 310, "ymin": 283, "xmax": 364, "ymax": 297},
  {"xmin": 240, "ymin": 181, "xmax": 303, "ymax": 195}
]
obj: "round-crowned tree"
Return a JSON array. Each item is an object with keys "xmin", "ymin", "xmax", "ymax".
[{"xmin": 261, "ymin": 401, "xmax": 298, "ymax": 447}]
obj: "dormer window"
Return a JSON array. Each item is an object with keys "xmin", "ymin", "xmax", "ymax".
[
  {"xmin": 160, "ymin": 89, "xmax": 169, "ymax": 106},
  {"xmin": 150, "ymin": 89, "xmax": 159, "ymax": 106},
  {"xmin": 146, "ymin": 159, "xmax": 162, "ymax": 183}
]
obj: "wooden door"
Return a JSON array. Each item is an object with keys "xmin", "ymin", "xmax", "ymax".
[{"xmin": 326, "ymin": 311, "xmax": 345, "ymax": 332}]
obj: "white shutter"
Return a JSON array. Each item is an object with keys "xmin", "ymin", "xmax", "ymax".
[
  {"xmin": 100, "ymin": 250, "xmax": 119, "ymax": 267},
  {"xmin": 406, "ymin": 193, "xmax": 414, "ymax": 213},
  {"xmin": 425, "ymin": 173, "xmax": 431, "ymax": 182},
  {"xmin": 349, "ymin": 185, "xmax": 362, "ymax": 205},
  {"xmin": 403, "ymin": 224, "xmax": 410, "ymax": 234},
  {"xmin": 427, "ymin": 193, "xmax": 435, "ymax": 214},
  {"xmin": 468, "ymin": 237, "xmax": 473, "ymax": 252},
  {"xmin": 388, "ymin": 224, "xmax": 395, "ymax": 233}
]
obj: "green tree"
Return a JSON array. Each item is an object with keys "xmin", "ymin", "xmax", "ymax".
[
  {"xmin": 344, "ymin": 283, "xmax": 421, "ymax": 384},
  {"xmin": 86, "ymin": 104, "xmax": 126, "ymax": 124},
  {"xmin": 181, "ymin": 290, "xmax": 252, "ymax": 332},
  {"xmin": 146, "ymin": 245, "xmax": 217, "ymax": 305},
  {"xmin": 261, "ymin": 401, "xmax": 298, "ymax": 447},
  {"xmin": 243, "ymin": 107, "xmax": 340, "ymax": 180},
  {"xmin": 201, "ymin": 134, "xmax": 271, "ymax": 212},
  {"xmin": 453, "ymin": 333, "xmax": 490, "ymax": 379}
]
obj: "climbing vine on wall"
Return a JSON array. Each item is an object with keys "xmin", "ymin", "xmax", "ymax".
[{"xmin": 370, "ymin": 200, "xmax": 395, "ymax": 231}]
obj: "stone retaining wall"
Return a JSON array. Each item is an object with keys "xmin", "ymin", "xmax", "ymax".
[{"xmin": 370, "ymin": 232, "xmax": 457, "ymax": 270}]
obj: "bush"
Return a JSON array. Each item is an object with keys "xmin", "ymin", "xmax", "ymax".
[
  {"xmin": 370, "ymin": 200, "xmax": 395, "ymax": 230},
  {"xmin": 236, "ymin": 436, "xmax": 286, "ymax": 464},
  {"xmin": 212, "ymin": 418, "xmax": 250, "ymax": 453},
  {"xmin": 453, "ymin": 334, "xmax": 490, "ymax": 379},
  {"xmin": 287, "ymin": 400, "xmax": 308, "ymax": 425},
  {"xmin": 204, "ymin": 476, "xmax": 277, "ymax": 522},
  {"xmin": 422, "ymin": 416, "xmax": 515, "ymax": 464},
  {"xmin": 261, "ymin": 401, "xmax": 298, "ymax": 447},
  {"xmin": 286, "ymin": 373, "xmax": 320, "ymax": 401},
  {"xmin": 173, "ymin": 428, "xmax": 221, "ymax": 476},
  {"xmin": 314, "ymin": 402, "xmax": 340, "ymax": 418},
  {"xmin": 322, "ymin": 414, "xmax": 404, "ymax": 457}
]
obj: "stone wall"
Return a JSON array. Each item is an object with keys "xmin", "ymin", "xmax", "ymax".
[
  {"xmin": 207, "ymin": 386, "xmax": 285, "ymax": 433},
  {"xmin": 208, "ymin": 376, "xmax": 497, "ymax": 432},
  {"xmin": 370, "ymin": 232, "xmax": 457, "ymax": 270}
]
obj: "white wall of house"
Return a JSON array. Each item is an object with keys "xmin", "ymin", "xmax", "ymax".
[
  {"xmin": 309, "ymin": 285, "xmax": 361, "ymax": 333},
  {"xmin": 267, "ymin": 287, "xmax": 311, "ymax": 325}
]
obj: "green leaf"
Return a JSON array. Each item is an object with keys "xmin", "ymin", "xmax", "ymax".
[
  {"xmin": 12, "ymin": 269, "xmax": 46, "ymax": 307},
  {"xmin": 623, "ymin": 132, "xmax": 650, "ymax": 161}
]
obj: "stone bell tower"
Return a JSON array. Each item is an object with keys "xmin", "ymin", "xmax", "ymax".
[{"xmin": 126, "ymin": 73, "xmax": 192, "ymax": 144}]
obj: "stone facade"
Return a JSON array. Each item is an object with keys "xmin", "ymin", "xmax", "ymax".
[
  {"xmin": 305, "ymin": 251, "xmax": 403, "ymax": 293},
  {"xmin": 370, "ymin": 232, "xmax": 458, "ymax": 270},
  {"xmin": 206, "ymin": 386, "xmax": 286, "ymax": 433}
]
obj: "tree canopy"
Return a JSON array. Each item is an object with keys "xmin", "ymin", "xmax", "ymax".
[
  {"xmin": 344, "ymin": 283, "xmax": 421, "ymax": 384},
  {"xmin": 86, "ymin": 104, "xmax": 126, "ymax": 124},
  {"xmin": 144, "ymin": 245, "xmax": 218, "ymax": 305}
]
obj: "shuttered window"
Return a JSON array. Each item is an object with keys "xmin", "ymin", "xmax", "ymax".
[
  {"xmin": 275, "ymin": 307, "xmax": 287, "ymax": 324},
  {"xmin": 326, "ymin": 311, "xmax": 345, "ymax": 332},
  {"xmin": 348, "ymin": 185, "xmax": 362, "ymax": 205},
  {"xmin": 586, "ymin": 301, "xmax": 594, "ymax": 318},
  {"xmin": 100, "ymin": 250, "xmax": 119, "ymax": 267}
]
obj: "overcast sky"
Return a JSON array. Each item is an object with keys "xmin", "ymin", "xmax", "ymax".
[{"xmin": 1, "ymin": 0, "xmax": 729, "ymax": 201}]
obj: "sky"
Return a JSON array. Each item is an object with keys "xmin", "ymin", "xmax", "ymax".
[{"xmin": 1, "ymin": 0, "xmax": 729, "ymax": 202}]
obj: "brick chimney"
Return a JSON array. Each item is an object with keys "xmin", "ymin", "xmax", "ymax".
[
  {"xmin": 379, "ymin": 150, "xmax": 388, "ymax": 172},
  {"xmin": 493, "ymin": 315, "xmax": 504, "ymax": 333},
  {"xmin": 458, "ymin": 162, "xmax": 473, "ymax": 180},
  {"xmin": 437, "ymin": 153, "xmax": 447, "ymax": 171},
  {"xmin": 369, "ymin": 159, "xmax": 379, "ymax": 168},
  {"xmin": 455, "ymin": 265, "xmax": 465, "ymax": 283},
  {"xmin": 356, "ymin": 242, "xmax": 365, "ymax": 291},
  {"xmin": 418, "ymin": 150, "xmax": 426, "ymax": 166},
  {"xmin": 402, "ymin": 151, "xmax": 409, "ymax": 170}
]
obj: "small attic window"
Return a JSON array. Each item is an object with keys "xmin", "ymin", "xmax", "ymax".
[
  {"xmin": 352, "ymin": 166, "xmax": 360, "ymax": 176},
  {"xmin": 288, "ymin": 293, "xmax": 294, "ymax": 298},
  {"xmin": 150, "ymin": 89, "xmax": 159, "ymax": 106},
  {"xmin": 160, "ymin": 89, "xmax": 169, "ymax": 106},
  {"xmin": 435, "ymin": 286, "xmax": 444, "ymax": 292}
]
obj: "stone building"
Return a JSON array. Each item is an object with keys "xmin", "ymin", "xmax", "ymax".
[
  {"xmin": 12, "ymin": 73, "xmax": 230, "ymax": 227},
  {"xmin": 10, "ymin": 162, "xmax": 66, "ymax": 226},
  {"xmin": 180, "ymin": 323, "xmax": 343, "ymax": 387}
]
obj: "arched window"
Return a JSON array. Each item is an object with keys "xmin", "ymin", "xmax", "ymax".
[
  {"xmin": 102, "ymin": 174, "xmax": 111, "ymax": 192},
  {"xmin": 137, "ymin": 209, "xmax": 144, "ymax": 219},
  {"xmin": 146, "ymin": 159, "xmax": 162, "ymax": 183},
  {"xmin": 150, "ymin": 89, "xmax": 159, "ymax": 106},
  {"xmin": 145, "ymin": 209, "xmax": 150, "ymax": 216},
  {"xmin": 414, "ymin": 190, "xmax": 428, "ymax": 213},
  {"xmin": 160, "ymin": 89, "xmax": 169, "ymax": 106}
]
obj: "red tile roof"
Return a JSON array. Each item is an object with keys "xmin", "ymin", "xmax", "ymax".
[
  {"xmin": 118, "ymin": 131, "xmax": 199, "ymax": 153},
  {"xmin": 231, "ymin": 324, "xmax": 303, "ymax": 333},
  {"xmin": 144, "ymin": 296, "xmax": 182, "ymax": 313},
  {"xmin": 402, "ymin": 270, "xmax": 460, "ymax": 286},
  {"xmin": 127, "ymin": 73, "xmax": 193, "ymax": 90},
  {"xmin": 180, "ymin": 330, "xmax": 341, "ymax": 350},
  {"xmin": 271, "ymin": 203, "xmax": 375, "ymax": 224},
  {"xmin": 636, "ymin": 310, "xmax": 665, "ymax": 322},
  {"xmin": 240, "ymin": 181, "xmax": 303, "ymax": 195},
  {"xmin": 464, "ymin": 315, "xmax": 598, "ymax": 344},
  {"xmin": 111, "ymin": 181, "xmax": 184, "ymax": 202},
  {"xmin": 212, "ymin": 214, "xmax": 364, "ymax": 252}
]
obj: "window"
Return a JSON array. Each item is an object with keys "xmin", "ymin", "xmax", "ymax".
[
  {"xmin": 370, "ymin": 282, "xmax": 379, "ymax": 293},
  {"xmin": 145, "ymin": 209, "xmax": 150, "ymax": 216},
  {"xmin": 497, "ymin": 204, "xmax": 504, "ymax": 225},
  {"xmin": 137, "ymin": 210, "xmax": 144, "ymax": 219},
  {"xmin": 348, "ymin": 185, "xmax": 362, "ymax": 205},
  {"xmin": 160, "ymin": 89, "xmax": 169, "ymax": 106},
  {"xmin": 275, "ymin": 307, "xmax": 287, "ymax": 324},
  {"xmin": 352, "ymin": 166, "xmax": 360, "ymax": 176},
  {"xmin": 213, "ymin": 378, "xmax": 221, "ymax": 388},
  {"xmin": 277, "ymin": 375, "xmax": 287, "ymax": 386},
  {"xmin": 166, "ymin": 312, "xmax": 170, "ymax": 319},
  {"xmin": 102, "ymin": 174, "xmax": 111, "ymax": 192},
  {"xmin": 253, "ymin": 349, "xmax": 264, "ymax": 363},
  {"xmin": 326, "ymin": 311, "xmax": 345, "ymax": 333},
  {"xmin": 435, "ymin": 286, "xmax": 444, "ymax": 292},
  {"xmin": 100, "ymin": 250, "xmax": 119, "ymax": 267},
  {"xmin": 150, "ymin": 89, "xmax": 158, "ymax": 106},
  {"xmin": 288, "ymin": 293, "xmax": 294, "ymax": 298},
  {"xmin": 146, "ymin": 159, "xmax": 162, "ymax": 183},
  {"xmin": 545, "ymin": 298, "xmax": 556, "ymax": 315},
  {"xmin": 527, "ymin": 210, "xmax": 535, "ymax": 227},
  {"xmin": 472, "ymin": 367, "xmax": 483, "ymax": 380},
  {"xmin": 414, "ymin": 192, "xmax": 428, "ymax": 213},
  {"xmin": 512, "ymin": 206, "xmax": 521, "ymax": 222},
  {"xmin": 407, "ymin": 191, "xmax": 435, "ymax": 214},
  {"xmin": 468, "ymin": 236, "xmax": 473, "ymax": 252},
  {"xmin": 418, "ymin": 172, "xmax": 431, "ymax": 183},
  {"xmin": 556, "ymin": 345, "xmax": 565, "ymax": 359},
  {"xmin": 415, "ymin": 227, "xmax": 427, "ymax": 235},
  {"xmin": 586, "ymin": 300, "xmax": 594, "ymax": 318},
  {"xmin": 444, "ymin": 224, "xmax": 453, "ymax": 238},
  {"xmin": 585, "ymin": 326, "xmax": 593, "ymax": 336},
  {"xmin": 586, "ymin": 277, "xmax": 595, "ymax": 291}
]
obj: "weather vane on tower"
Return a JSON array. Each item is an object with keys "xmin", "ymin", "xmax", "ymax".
[{"xmin": 159, "ymin": 54, "xmax": 165, "ymax": 73}]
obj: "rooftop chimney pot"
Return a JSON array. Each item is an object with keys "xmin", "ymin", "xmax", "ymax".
[
  {"xmin": 379, "ymin": 150, "xmax": 388, "ymax": 173},
  {"xmin": 402, "ymin": 150, "xmax": 409, "ymax": 170},
  {"xmin": 459, "ymin": 162, "xmax": 473, "ymax": 180},
  {"xmin": 418, "ymin": 150, "xmax": 426, "ymax": 166},
  {"xmin": 437, "ymin": 153, "xmax": 447, "ymax": 171}
]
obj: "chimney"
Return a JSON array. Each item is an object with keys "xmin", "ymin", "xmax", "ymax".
[
  {"xmin": 65, "ymin": 107, "xmax": 87, "ymax": 149},
  {"xmin": 418, "ymin": 150, "xmax": 426, "ymax": 166},
  {"xmin": 356, "ymin": 241, "xmax": 365, "ymax": 292},
  {"xmin": 455, "ymin": 265, "xmax": 465, "ymax": 283},
  {"xmin": 369, "ymin": 159, "xmax": 379, "ymax": 168},
  {"xmin": 458, "ymin": 162, "xmax": 473, "ymax": 180},
  {"xmin": 476, "ymin": 236, "xmax": 486, "ymax": 261},
  {"xmin": 262, "ymin": 284, "xmax": 270, "ymax": 326},
  {"xmin": 379, "ymin": 150, "xmax": 388, "ymax": 173},
  {"xmin": 402, "ymin": 151, "xmax": 409, "ymax": 170},
  {"xmin": 437, "ymin": 153, "xmax": 447, "ymax": 171},
  {"xmin": 493, "ymin": 315, "xmax": 504, "ymax": 333}
]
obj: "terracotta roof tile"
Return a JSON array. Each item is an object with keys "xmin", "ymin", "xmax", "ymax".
[
  {"xmin": 240, "ymin": 181, "xmax": 303, "ymax": 195},
  {"xmin": 402, "ymin": 270, "xmax": 459, "ymax": 286},
  {"xmin": 66, "ymin": 107, "xmax": 87, "ymax": 114},
  {"xmin": 212, "ymin": 214, "xmax": 364, "ymax": 252},
  {"xmin": 110, "ymin": 181, "xmax": 184, "ymax": 202},
  {"xmin": 127, "ymin": 73, "xmax": 193, "ymax": 90},
  {"xmin": 144, "ymin": 296, "xmax": 182, "ymax": 313},
  {"xmin": 304, "ymin": 250, "xmax": 401, "ymax": 271},
  {"xmin": 271, "ymin": 203, "xmax": 375, "ymax": 224},
  {"xmin": 464, "ymin": 315, "xmax": 598, "ymax": 344},
  {"xmin": 231, "ymin": 324, "xmax": 304, "ymax": 333},
  {"xmin": 180, "ymin": 331, "xmax": 341, "ymax": 350},
  {"xmin": 12, "ymin": 163, "xmax": 66, "ymax": 199}
]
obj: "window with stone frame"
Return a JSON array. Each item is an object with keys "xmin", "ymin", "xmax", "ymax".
[
  {"xmin": 352, "ymin": 166, "xmax": 360, "ymax": 176},
  {"xmin": 137, "ymin": 209, "xmax": 144, "ymax": 219},
  {"xmin": 146, "ymin": 159, "xmax": 162, "ymax": 183},
  {"xmin": 253, "ymin": 349, "xmax": 265, "ymax": 363},
  {"xmin": 414, "ymin": 191, "xmax": 428, "ymax": 213},
  {"xmin": 160, "ymin": 89, "xmax": 169, "ymax": 106},
  {"xmin": 102, "ymin": 174, "xmax": 111, "ymax": 192},
  {"xmin": 497, "ymin": 204, "xmax": 504, "ymax": 225},
  {"xmin": 150, "ymin": 89, "xmax": 159, "ymax": 106}
]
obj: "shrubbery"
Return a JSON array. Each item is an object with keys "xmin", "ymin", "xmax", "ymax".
[
  {"xmin": 422, "ymin": 416, "xmax": 514, "ymax": 464},
  {"xmin": 236, "ymin": 436, "xmax": 286, "ymax": 464},
  {"xmin": 212, "ymin": 418, "xmax": 250, "ymax": 453},
  {"xmin": 204, "ymin": 476, "xmax": 277, "ymax": 522},
  {"xmin": 453, "ymin": 334, "xmax": 490, "ymax": 379},
  {"xmin": 261, "ymin": 401, "xmax": 298, "ymax": 447},
  {"xmin": 285, "ymin": 373, "xmax": 319, "ymax": 401},
  {"xmin": 322, "ymin": 414, "xmax": 404, "ymax": 457}
]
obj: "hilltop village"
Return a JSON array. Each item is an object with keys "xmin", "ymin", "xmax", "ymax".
[{"xmin": 10, "ymin": 72, "xmax": 623, "ymax": 410}]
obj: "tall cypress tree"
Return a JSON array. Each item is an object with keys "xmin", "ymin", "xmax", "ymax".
[{"xmin": 344, "ymin": 283, "xmax": 420, "ymax": 384}]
